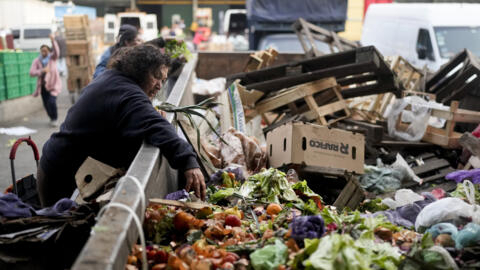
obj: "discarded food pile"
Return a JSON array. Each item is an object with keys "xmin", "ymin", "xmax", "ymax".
[
  {"xmin": 127, "ymin": 168, "xmax": 480, "ymax": 270},
  {"xmin": 128, "ymin": 25, "xmax": 480, "ymax": 269}
]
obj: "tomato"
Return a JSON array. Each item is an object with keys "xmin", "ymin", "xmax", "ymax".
[{"xmin": 154, "ymin": 250, "xmax": 168, "ymax": 264}]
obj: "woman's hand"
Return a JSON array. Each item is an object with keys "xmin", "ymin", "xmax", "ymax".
[
  {"xmin": 49, "ymin": 33, "xmax": 55, "ymax": 41},
  {"xmin": 184, "ymin": 168, "xmax": 206, "ymax": 201},
  {"xmin": 42, "ymin": 67, "xmax": 49, "ymax": 74}
]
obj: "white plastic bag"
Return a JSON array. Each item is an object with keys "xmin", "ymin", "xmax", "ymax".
[
  {"xmin": 391, "ymin": 153, "xmax": 422, "ymax": 183},
  {"xmin": 463, "ymin": 180, "xmax": 480, "ymax": 224},
  {"xmin": 387, "ymin": 96, "xmax": 431, "ymax": 141},
  {"xmin": 415, "ymin": 197, "xmax": 475, "ymax": 231},
  {"xmin": 383, "ymin": 189, "xmax": 425, "ymax": 209}
]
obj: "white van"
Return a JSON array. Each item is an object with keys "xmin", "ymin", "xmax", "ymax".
[
  {"xmin": 104, "ymin": 12, "xmax": 157, "ymax": 44},
  {"xmin": 12, "ymin": 25, "xmax": 56, "ymax": 51},
  {"xmin": 361, "ymin": 3, "xmax": 480, "ymax": 71}
]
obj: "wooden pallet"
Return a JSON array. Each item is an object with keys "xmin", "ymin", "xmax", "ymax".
[
  {"xmin": 227, "ymin": 46, "xmax": 400, "ymax": 100},
  {"xmin": 293, "ymin": 18, "xmax": 358, "ymax": 57},
  {"xmin": 254, "ymin": 77, "xmax": 350, "ymax": 125},
  {"xmin": 426, "ymin": 49, "xmax": 480, "ymax": 105},
  {"xmin": 396, "ymin": 100, "xmax": 480, "ymax": 148},
  {"xmin": 243, "ymin": 48, "xmax": 278, "ymax": 72}
]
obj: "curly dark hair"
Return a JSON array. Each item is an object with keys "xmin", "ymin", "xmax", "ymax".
[
  {"xmin": 145, "ymin": 37, "xmax": 166, "ymax": 49},
  {"xmin": 107, "ymin": 45, "xmax": 171, "ymax": 88}
]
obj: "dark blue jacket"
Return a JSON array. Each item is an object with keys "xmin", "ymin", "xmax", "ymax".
[
  {"xmin": 41, "ymin": 69, "xmax": 199, "ymax": 180},
  {"xmin": 93, "ymin": 47, "xmax": 111, "ymax": 79}
]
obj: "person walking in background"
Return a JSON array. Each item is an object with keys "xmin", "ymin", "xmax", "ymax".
[
  {"xmin": 93, "ymin": 24, "xmax": 141, "ymax": 79},
  {"xmin": 29, "ymin": 34, "xmax": 62, "ymax": 127},
  {"xmin": 54, "ymin": 30, "xmax": 67, "ymax": 77}
]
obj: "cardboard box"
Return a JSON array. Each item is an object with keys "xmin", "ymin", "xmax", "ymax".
[{"xmin": 266, "ymin": 121, "xmax": 365, "ymax": 173}]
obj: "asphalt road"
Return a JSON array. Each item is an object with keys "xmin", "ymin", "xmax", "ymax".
[{"xmin": 0, "ymin": 78, "xmax": 71, "ymax": 192}]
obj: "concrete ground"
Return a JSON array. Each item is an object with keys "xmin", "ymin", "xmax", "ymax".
[{"xmin": 0, "ymin": 78, "xmax": 71, "ymax": 192}]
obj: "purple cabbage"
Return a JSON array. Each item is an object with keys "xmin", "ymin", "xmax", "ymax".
[
  {"xmin": 208, "ymin": 167, "xmax": 245, "ymax": 185},
  {"xmin": 165, "ymin": 189, "xmax": 189, "ymax": 200},
  {"xmin": 290, "ymin": 215, "xmax": 325, "ymax": 246},
  {"xmin": 446, "ymin": 169, "xmax": 480, "ymax": 184}
]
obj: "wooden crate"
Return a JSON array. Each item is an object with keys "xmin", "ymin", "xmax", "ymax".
[
  {"xmin": 63, "ymin": 15, "xmax": 90, "ymax": 29},
  {"xmin": 66, "ymin": 40, "xmax": 91, "ymax": 56},
  {"xmin": 396, "ymin": 100, "xmax": 480, "ymax": 148},
  {"xmin": 426, "ymin": 49, "xmax": 480, "ymax": 105},
  {"xmin": 387, "ymin": 56, "xmax": 424, "ymax": 91},
  {"xmin": 68, "ymin": 65, "xmax": 89, "ymax": 79},
  {"xmin": 227, "ymin": 46, "xmax": 400, "ymax": 100},
  {"xmin": 293, "ymin": 18, "xmax": 358, "ymax": 57},
  {"xmin": 254, "ymin": 77, "xmax": 350, "ymax": 126},
  {"xmin": 243, "ymin": 48, "xmax": 278, "ymax": 72},
  {"xmin": 65, "ymin": 28, "xmax": 90, "ymax": 41},
  {"xmin": 333, "ymin": 175, "xmax": 365, "ymax": 211},
  {"xmin": 67, "ymin": 76, "xmax": 90, "ymax": 93}
]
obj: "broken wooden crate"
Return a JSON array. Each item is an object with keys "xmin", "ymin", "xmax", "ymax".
[
  {"xmin": 350, "ymin": 56, "xmax": 425, "ymax": 123},
  {"xmin": 243, "ymin": 48, "xmax": 278, "ymax": 72},
  {"xmin": 254, "ymin": 77, "xmax": 350, "ymax": 125},
  {"xmin": 292, "ymin": 18, "xmax": 358, "ymax": 57},
  {"xmin": 396, "ymin": 100, "xmax": 480, "ymax": 148},
  {"xmin": 227, "ymin": 46, "xmax": 400, "ymax": 100},
  {"xmin": 426, "ymin": 49, "xmax": 480, "ymax": 105},
  {"xmin": 284, "ymin": 164, "xmax": 365, "ymax": 210}
]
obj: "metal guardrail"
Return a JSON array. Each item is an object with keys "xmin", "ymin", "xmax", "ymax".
[{"xmin": 72, "ymin": 53, "xmax": 198, "ymax": 270}]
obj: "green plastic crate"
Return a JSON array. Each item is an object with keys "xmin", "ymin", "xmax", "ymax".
[
  {"xmin": 0, "ymin": 85, "xmax": 6, "ymax": 101},
  {"xmin": 17, "ymin": 52, "xmax": 32, "ymax": 64},
  {"xmin": 18, "ymin": 74, "xmax": 30, "ymax": 84},
  {"xmin": 29, "ymin": 75, "xmax": 37, "ymax": 84},
  {"xmin": 30, "ymin": 82, "xmax": 37, "ymax": 94},
  {"xmin": 4, "ymin": 64, "xmax": 20, "ymax": 76},
  {"xmin": 18, "ymin": 63, "xmax": 31, "ymax": 75},
  {"xmin": 26, "ymin": 52, "xmax": 38, "ymax": 61},
  {"xmin": 0, "ymin": 52, "xmax": 18, "ymax": 65},
  {"xmin": 5, "ymin": 75, "xmax": 19, "ymax": 89},
  {"xmin": 6, "ymin": 85, "xmax": 21, "ymax": 99},
  {"xmin": 20, "ymin": 83, "xmax": 31, "ymax": 96}
]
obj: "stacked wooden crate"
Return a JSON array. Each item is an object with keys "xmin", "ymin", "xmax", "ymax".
[{"xmin": 64, "ymin": 15, "xmax": 94, "ymax": 93}]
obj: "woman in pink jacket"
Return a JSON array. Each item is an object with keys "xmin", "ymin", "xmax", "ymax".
[{"xmin": 30, "ymin": 34, "xmax": 62, "ymax": 127}]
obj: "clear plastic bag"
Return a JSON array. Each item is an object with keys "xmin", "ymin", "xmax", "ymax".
[{"xmin": 415, "ymin": 197, "xmax": 475, "ymax": 231}]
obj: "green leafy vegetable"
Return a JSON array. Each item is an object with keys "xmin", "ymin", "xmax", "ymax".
[
  {"xmin": 451, "ymin": 183, "xmax": 480, "ymax": 202},
  {"xmin": 250, "ymin": 239, "xmax": 288, "ymax": 270},
  {"xmin": 358, "ymin": 198, "xmax": 389, "ymax": 213},
  {"xmin": 238, "ymin": 168, "xmax": 300, "ymax": 204},
  {"xmin": 304, "ymin": 233, "xmax": 401, "ymax": 270},
  {"xmin": 165, "ymin": 39, "xmax": 192, "ymax": 61},
  {"xmin": 209, "ymin": 188, "xmax": 235, "ymax": 204}
]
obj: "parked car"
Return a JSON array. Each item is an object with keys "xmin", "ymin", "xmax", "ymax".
[
  {"xmin": 361, "ymin": 3, "xmax": 480, "ymax": 71},
  {"xmin": 12, "ymin": 25, "xmax": 56, "ymax": 51}
]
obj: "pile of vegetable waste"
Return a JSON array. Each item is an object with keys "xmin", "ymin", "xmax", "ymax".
[{"xmin": 126, "ymin": 168, "xmax": 480, "ymax": 270}]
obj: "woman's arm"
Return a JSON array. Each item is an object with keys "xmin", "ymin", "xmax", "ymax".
[
  {"xmin": 29, "ymin": 59, "xmax": 43, "ymax": 77},
  {"xmin": 50, "ymin": 34, "xmax": 60, "ymax": 60}
]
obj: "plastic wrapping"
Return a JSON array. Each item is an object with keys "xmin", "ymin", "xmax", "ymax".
[
  {"xmin": 387, "ymin": 96, "xmax": 449, "ymax": 142},
  {"xmin": 415, "ymin": 197, "xmax": 475, "ymax": 231}
]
